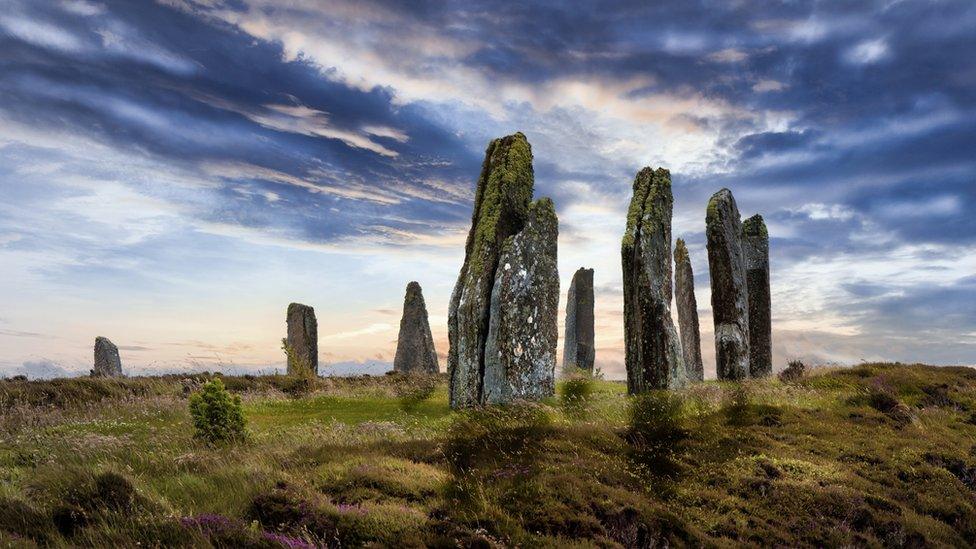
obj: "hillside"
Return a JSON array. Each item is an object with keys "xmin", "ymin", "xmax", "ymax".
[{"xmin": 1, "ymin": 363, "xmax": 975, "ymax": 547}]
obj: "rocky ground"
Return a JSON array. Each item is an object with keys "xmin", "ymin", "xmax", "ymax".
[{"xmin": 1, "ymin": 363, "xmax": 975, "ymax": 547}]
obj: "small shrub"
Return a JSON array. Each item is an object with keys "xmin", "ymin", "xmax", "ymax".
[
  {"xmin": 445, "ymin": 403, "xmax": 554, "ymax": 476},
  {"xmin": 722, "ymin": 384, "xmax": 783, "ymax": 427},
  {"xmin": 627, "ymin": 392, "xmax": 688, "ymax": 479},
  {"xmin": 560, "ymin": 369, "xmax": 594, "ymax": 418},
  {"xmin": 54, "ymin": 472, "xmax": 139, "ymax": 537},
  {"xmin": 189, "ymin": 379, "xmax": 247, "ymax": 444},
  {"xmin": 864, "ymin": 387, "xmax": 915, "ymax": 426},
  {"xmin": 392, "ymin": 373, "xmax": 438, "ymax": 412},
  {"xmin": 282, "ymin": 339, "xmax": 315, "ymax": 379},
  {"xmin": 778, "ymin": 360, "xmax": 806, "ymax": 383},
  {"xmin": 0, "ymin": 497, "xmax": 53, "ymax": 542}
]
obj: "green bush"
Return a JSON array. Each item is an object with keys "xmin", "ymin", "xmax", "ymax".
[
  {"xmin": 392, "ymin": 373, "xmax": 438, "ymax": 412},
  {"xmin": 189, "ymin": 379, "xmax": 247, "ymax": 444},
  {"xmin": 560, "ymin": 369, "xmax": 594, "ymax": 418},
  {"xmin": 626, "ymin": 392, "xmax": 688, "ymax": 479}
]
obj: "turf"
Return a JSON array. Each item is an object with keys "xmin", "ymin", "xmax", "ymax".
[{"xmin": 1, "ymin": 364, "xmax": 975, "ymax": 547}]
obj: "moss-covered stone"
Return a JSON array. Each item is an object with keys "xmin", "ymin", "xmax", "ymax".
[
  {"xmin": 449, "ymin": 134, "xmax": 557, "ymax": 408},
  {"xmin": 674, "ymin": 239, "xmax": 703, "ymax": 382},
  {"xmin": 742, "ymin": 214, "xmax": 771, "ymax": 378},
  {"xmin": 621, "ymin": 167, "xmax": 686, "ymax": 393},
  {"xmin": 705, "ymin": 189, "xmax": 750, "ymax": 380}
]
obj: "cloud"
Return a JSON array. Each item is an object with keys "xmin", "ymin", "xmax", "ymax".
[{"xmin": 844, "ymin": 38, "xmax": 890, "ymax": 65}]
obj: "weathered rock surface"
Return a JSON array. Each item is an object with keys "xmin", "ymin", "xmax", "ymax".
[
  {"xmin": 563, "ymin": 267, "xmax": 595, "ymax": 373},
  {"xmin": 705, "ymin": 189, "xmax": 750, "ymax": 380},
  {"xmin": 91, "ymin": 336, "xmax": 123, "ymax": 377},
  {"xmin": 448, "ymin": 132, "xmax": 558, "ymax": 408},
  {"xmin": 742, "ymin": 214, "xmax": 771, "ymax": 378},
  {"xmin": 621, "ymin": 167, "xmax": 686, "ymax": 392},
  {"xmin": 286, "ymin": 303, "xmax": 318, "ymax": 375},
  {"xmin": 393, "ymin": 281, "xmax": 439, "ymax": 374},
  {"xmin": 483, "ymin": 199, "xmax": 559, "ymax": 404},
  {"xmin": 674, "ymin": 239, "xmax": 704, "ymax": 382}
]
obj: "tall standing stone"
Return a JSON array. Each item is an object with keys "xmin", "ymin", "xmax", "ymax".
[
  {"xmin": 705, "ymin": 189, "xmax": 750, "ymax": 380},
  {"xmin": 563, "ymin": 267, "xmax": 595, "ymax": 373},
  {"xmin": 742, "ymin": 214, "xmax": 771, "ymax": 378},
  {"xmin": 483, "ymin": 199, "xmax": 559, "ymax": 404},
  {"xmin": 673, "ymin": 239, "xmax": 704, "ymax": 382},
  {"xmin": 92, "ymin": 336, "xmax": 123, "ymax": 377},
  {"xmin": 448, "ymin": 132, "xmax": 558, "ymax": 408},
  {"xmin": 621, "ymin": 167, "xmax": 686, "ymax": 393},
  {"xmin": 286, "ymin": 303, "xmax": 318, "ymax": 375},
  {"xmin": 393, "ymin": 281, "xmax": 439, "ymax": 374}
]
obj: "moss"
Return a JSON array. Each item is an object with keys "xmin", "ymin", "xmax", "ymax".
[
  {"xmin": 467, "ymin": 132, "xmax": 534, "ymax": 278},
  {"xmin": 674, "ymin": 238, "xmax": 689, "ymax": 263},
  {"xmin": 622, "ymin": 167, "xmax": 671, "ymax": 251},
  {"xmin": 742, "ymin": 214, "xmax": 768, "ymax": 238}
]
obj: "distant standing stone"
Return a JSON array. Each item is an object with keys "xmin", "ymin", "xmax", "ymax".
[
  {"xmin": 483, "ymin": 198, "xmax": 559, "ymax": 404},
  {"xmin": 673, "ymin": 239, "xmax": 704, "ymax": 382},
  {"xmin": 563, "ymin": 267, "xmax": 595, "ymax": 373},
  {"xmin": 92, "ymin": 336, "xmax": 123, "ymax": 377},
  {"xmin": 742, "ymin": 214, "xmax": 772, "ymax": 378},
  {"xmin": 286, "ymin": 303, "xmax": 318, "ymax": 375},
  {"xmin": 393, "ymin": 281, "xmax": 439, "ymax": 374},
  {"xmin": 621, "ymin": 167, "xmax": 686, "ymax": 392},
  {"xmin": 705, "ymin": 189, "xmax": 750, "ymax": 380}
]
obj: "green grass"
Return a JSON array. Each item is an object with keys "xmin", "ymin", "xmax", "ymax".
[{"xmin": 1, "ymin": 363, "xmax": 975, "ymax": 547}]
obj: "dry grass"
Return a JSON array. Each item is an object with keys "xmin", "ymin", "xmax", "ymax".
[{"xmin": 1, "ymin": 363, "xmax": 975, "ymax": 547}]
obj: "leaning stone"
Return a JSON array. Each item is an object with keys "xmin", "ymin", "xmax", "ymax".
[
  {"xmin": 286, "ymin": 303, "xmax": 318, "ymax": 376},
  {"xmin": 674, "ymin": 239, "xmax": 704, "ymax": 382},
  {"xmin": 393, "ymin": 281, "xmax": 439, "ymax": 374},
  {"xmin": 448, "ymin": 132, "xmax": 535, "ymax": 408},
  {"xmin": 621, "ymin": 167, "xmax": 686, "ymax": 392},
  {"xmin": 563, "ymin": 267, "xmax": 595, "ymax": 374},
  {"xmin": 91, "ymin": 336, "xmax": 123, "ymax": 377},
  {"xmin": 742, "ymin": 214, "xmax": 772, "ymax": 378},
  {"xmin": 483, "ymin": 198, "xmax": 559, "ymax": 404},
  {"xmin": 705, "ymin": 189, "xmax": 750, "ymax": 380}
]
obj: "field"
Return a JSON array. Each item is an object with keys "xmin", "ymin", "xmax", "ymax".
[{"xmin": 1, "ymin": 363, "xmax": 975, "ymax": 547}]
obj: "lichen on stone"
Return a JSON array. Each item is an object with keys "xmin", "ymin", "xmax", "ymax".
[{"xmin": 742, "ymin": 214, "xmax": 768, "ymax": 238}]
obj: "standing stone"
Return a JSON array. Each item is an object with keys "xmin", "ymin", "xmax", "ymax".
[
  {"xmin": 393, "ymin": 281, "xmax": 439, "ymax": 374},
  {"xmin": 91, "ymin": 336, "xmax": 123, "ymax": 377},
  {"xmin": 483, "ymin": 199, "xmax": 559, "ymax": 404},
  {"xmin": 705, "ymin": 189, "xmax": 750, "ymax": 380},
  {"xmin": 742, "ymin": 214, "xmax": 772, "ymax": 378},
  {"xmin": 448, "ymin": 132, "xmax": 558, "ymax": 408},
  {"xmin": 563, "ymin": 267, "xmax": 595, "ymax": 373},
  {"xmin": 286, "ymin": 303, "xmax": 318, "ymax": 375},
  {"xmin": 673, "ymin": 239, "xmax": 704, "ymax": 382},
  {"xmin": 621, "ymin": 167, "xmax": 686, "ymax": 393}
]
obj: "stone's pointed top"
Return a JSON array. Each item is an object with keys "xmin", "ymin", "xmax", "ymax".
[
  {"xmin": 394, "ymin": 279, "xmax": 438, "ymax": 374},
  {"xmin": 288, "ymin": 302, "xmax": 314, "ymax": 313},
  {"xmin": 623, "ymin": 167, "xmax": 673, "ymax": 251},
  {"xmin": 674, "ymin": 238, "xmax": 689, "ymax": 262},
  {"xmin": 742, "ymin": 214, "xmax": 768, "ymax": 238}
]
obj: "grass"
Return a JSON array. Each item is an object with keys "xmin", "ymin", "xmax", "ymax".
[{"xmin": 1, "ymin": 363, "xmax": 975, "ymax": 547}]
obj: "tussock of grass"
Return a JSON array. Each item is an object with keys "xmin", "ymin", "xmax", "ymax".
[{"xmin": 2, "ymin": 363, "xmax": 976, "ymax": 546}]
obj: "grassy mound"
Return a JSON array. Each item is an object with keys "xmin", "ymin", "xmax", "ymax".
[{"xmin": 1, "ymin": 363, "xmax": 975, "ymax": 546}]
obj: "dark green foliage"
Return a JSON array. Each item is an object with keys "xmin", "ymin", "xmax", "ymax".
[
  {"xmin": 778, "ymin": 359, "xmax": 806, "ymax": 382},
  {"xmin": 626, "ymin": 391, "xmax": 688, "ymax": 479},
  {"xmin": 0, "ymin": 497, "xmax": 53, "ymax": 542},
  {"xmin": 559, "ymin": 369, "xmax": 594, "ymax": 417},
  {"xmin": 393, "ymin": 373, "xmax": 439, "ymax": 412},
  {"xmin": 53, "ymin": 472, "xmax": 139, "ymax": 537},
  {"xmin": 721, "ymin": 383, "xmax": 783, "ymax": 427},
  {"xmin": 189, "ymin": 378, "xmax": 247, "ymax": 443},
  {"xmin": 445, "ymin": 403, "xmax": 554, "ymax": 476}
]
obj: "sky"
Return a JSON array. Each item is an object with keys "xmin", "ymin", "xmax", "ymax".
[{"xmin": 1, "ymin": 0, "xmax": 974, "ymax": 379}]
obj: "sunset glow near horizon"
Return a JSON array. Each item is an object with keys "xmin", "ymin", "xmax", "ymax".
[{"xmin": 1, "ymin": 0, "xmax": 974, "ymax": 379}]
